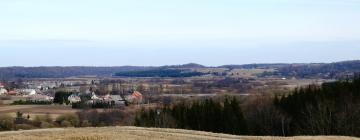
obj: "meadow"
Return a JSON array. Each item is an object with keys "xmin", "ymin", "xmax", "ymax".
[{"xmin": 0, "ymin": 126, "xmax": 358, "ymax": 140}]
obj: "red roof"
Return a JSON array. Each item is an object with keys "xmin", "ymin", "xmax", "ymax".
[
  {"xmin": 132, "ymin": 91, "xmax": 142, "ymax": 97},
  {"xmin": 7, "ymin": 90, "xmax": 17, "ymax": 94}
]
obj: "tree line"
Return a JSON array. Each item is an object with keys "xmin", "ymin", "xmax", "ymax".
[
  {"xmin": 135, "ymin": 75, "xmax": 360, "ymax": 136},
  {"xmin": 135, "ymin": 97, "xmax": 248, "ymax": 135},
  {"xmin": 275, "ymin": 75, "xmax": 360, "ymax": 136},
  {"xmin": 115, "ymin": 68, "xmax": 206, "ymax": 77}
]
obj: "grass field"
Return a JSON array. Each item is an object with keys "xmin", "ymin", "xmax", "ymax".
[
  {"xmin": 228, "ymin": 68, "xmax": 274, "ymax": 78},
  {"xmin": 0, "ymin": 105, "xmax": 78, "ymax": 119},
  {"xmin": 0, "ymin": 126, "xmax": 358, "ymax": 140}
]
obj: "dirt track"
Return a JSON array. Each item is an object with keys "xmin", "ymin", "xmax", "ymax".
[{"xmin": 0, "ymin": 126, "xmax": 359, "ymax": 140}]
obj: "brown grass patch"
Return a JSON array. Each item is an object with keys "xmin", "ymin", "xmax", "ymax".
[{"xmin": 0, "ymin": 126, "xmax": 359, "ymax": 140}]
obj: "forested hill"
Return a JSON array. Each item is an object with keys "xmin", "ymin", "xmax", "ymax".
[
  {"xmin": 275, "ymin": 60, "xmax": 360, "ymax": 78},
  {"xmin": 0, "ymin": 63, "xmax": 206, "ymax": 79},
  {"xmin": 0, "ymin": 66, "xmax": 153, "ymax": 79},
  {"xmin": 114, "ymin": 69, "xmax": 206, "ymax": 77},
  {"xmin": 225, "ymin": 60, "xmax": 360, "ymax": 79},
  {"xmin": 0, "ymin": 61, "xmax": 360, "ymax": 79}
]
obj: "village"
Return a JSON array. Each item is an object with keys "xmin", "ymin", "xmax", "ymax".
[{"xmin": 0, "ymin": 80, "xmax": 143, "ymax": 108}]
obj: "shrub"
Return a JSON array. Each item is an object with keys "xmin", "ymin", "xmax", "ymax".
[
  {"xmin": 81, "ymin": 120, "xmax": 92, "ymax": 127},
  {"xmin": 53, "ymin": 92, "xmax": 72, "ymax": 104},
  {"xmin": 0, "ymin": 115, "xmax": 14, "ymax": 131},
  {"xmin": 76, "ymin": 110, "xmax": 125, "ymax": 127},
  {"xmin": 11, "ymin": 100, "xmax": 52, "ymax": 105},
  {"xmin": 34, "ymin": 114, "xmax": 52, "ymax": 123},
  {"xmin": 60, "ymin": 120, "xmax": 72, "ymax": 127},
  {"xmin": 15, "ymin": 124, "xmax": 36, "ymax": 130},
  {"xmin": 39, "ymin": 122, "xmax": 55, "ymax": 128},
  {"xmin": 56, "ymin": 114, "xmax": 79, "ymax": 127}
]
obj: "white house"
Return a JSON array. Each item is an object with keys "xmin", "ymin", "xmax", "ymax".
[
  {"xmin": 91, "ymin": 92, "xmax": 99, "ymax": 100},
  {"xmin": 0, "ymin": 88, "xmax": 7, "ymax": 95},
  {"xmin": 27, "ymin": 94, "xmax": 54, "ymax": 102},
  {"xmin": 29, "ymin": 90, "xmax": 37, "ymax": 95},
  {"xmin": 20, "ymin": 89, "xmax": 37, "ymax": 95},
  {"xmin": 102, "ymin": 94, "xmax": 126, "ymax": 106},
  {"xmin": 68, "ymin": 93, "xmax": 81, "ymax": 103}
]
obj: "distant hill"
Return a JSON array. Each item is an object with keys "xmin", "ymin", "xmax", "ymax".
[
  {"xmin": 0, "ymin": 60, "xmax": 360, "ymax": 79},
  {"xmin": 114, "ymin": 68, "xmax": 206, "ymax": 78},
  {"xmin": 219, "ymin": 63, "xmax": 290, "ymax": 69},
  {"xmin": 275, "ymin": 60, "xmax": 360, "ymax": 78},
  {"xmin": 221, "ymin": 60, "xmax": 360, "ymax": 79},
  {"xmin": 0, "ymin": 66, "xmax": 154, "ymax": 79},
  {"xmin": 163, "ymin": 63, "xmax": 206, "ymax": 69}
]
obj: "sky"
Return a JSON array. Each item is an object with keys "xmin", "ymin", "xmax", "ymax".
[{"xmin": 0, "ymin": 0, "xmax": 360, "ymax": 66}]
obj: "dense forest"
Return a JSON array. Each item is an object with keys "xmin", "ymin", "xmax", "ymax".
[
  {"xmin": 0, "ymin": 64, "xmax": 203, "ymax": 79},
  {"xmin": 275, "ymin": 75, "xmax": 360, "ymax": 136},
  {"xmin": 225, "ymin": 60, "xmax": 360, "ymax": 79},
  {"xmin": 115, "ymin": 69, "xmax": 206, "ymax": 77},
  {"xmin": 135, "ymin": 75, "xmax": 360, "ymax": 136},
  {"xmin": 0, "ymin": 66, "xmax": 153, "ymax": 79},
  {"xmin": 269, "ymin": 60, "xmax": 360, "ymax": 79},
  {"xmin": 135, "ymin": 97, "xmax": 248, "ymax": 135}
]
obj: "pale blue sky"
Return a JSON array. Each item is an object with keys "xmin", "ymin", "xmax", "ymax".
[{"xmin": 0, "ymin": 0, "xmax": 360, "ymax": 66}]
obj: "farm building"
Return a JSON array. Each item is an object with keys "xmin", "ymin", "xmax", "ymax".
[
  {"xmin": 85, "ymin": 94, "xmax": 126, "ymax": 107},
  {"xmin": 125, "ymin": 91, "xmax": 143, "ymax": 104},
  {"xmin": 19, "ymin": 89, "xmax": 37, "ymax": 95},
  {"xmin": 104, "ymin": 94, "xmax": 126, "ymax": 106},
  {"xmin": 68, "ymin": 93, "xmax": 81, "ymax": 103},
  {"xmin": 27, "ymin": 94, "xmax": 54, "ymax": 101},
  {"xmin": 0, "ymin": 88, "xmax": 7, "ymax": 95},
  {"xmin": 91, "ymin": 92, "xmax": 99, "ymax": 100},
  {"xmin": 7, "ymin": 90, "xmax": 18, "ymax": 95}
]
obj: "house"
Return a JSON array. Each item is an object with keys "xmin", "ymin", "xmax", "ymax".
[
  {"xmin": 0, "ymin": 88, "xmax": 7, "ymax": 95},
  {"xmin": 7, "ymin": 90, "xmax": 18, "ymax": 95},
  {"xmin": 104, "ymin": 94, "xmax": 126, "ymax": 106},
  {"xmin": 68, "ymin": 93, "xmax": 81, "ymax": 103},
  {"xmin": 91, "ymin": 92, "xmax": 99, "ymax": 100},
  {"xmin": 29, "ymin": 89, "xmax": 36, "ymax": 95},
  {"xmin": 27, "ymin": 94, "xmax": 54, "ymax": 102},
  {"xmin": 0, "ymin": 83, "xmax": 8, "ymax": 95},
  {"xmin": 85, "ymin": 94, "xmax": 125, "ymax": 107},
  {"xmin": 19, "ymin": 89, "xmax": 37, "ymax": 95},
  {"xmin": 125, "ymin": 91, "xmax": 143, "ymax": 104}
]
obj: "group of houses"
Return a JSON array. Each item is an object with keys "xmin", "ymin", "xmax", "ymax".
[
  {"xmin": 68, "ymin": 90, "xmax": 143, "ymax": 106},
  {"xmin": 0, "ymin": 82, "xmax": 35, "ymax": 96},
  {"xmin": 1, "ymin": 81, "xmax": 143, "ymax": 106},
  {"xmin": 0, "ymin": 82, "xmax": 54, "ymax": 101}
]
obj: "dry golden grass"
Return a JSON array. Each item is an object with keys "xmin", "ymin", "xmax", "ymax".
[
  {"xmin": 0, "ymin": 126, "xmax": 359, "ymax": 140},
  {"xmin": 229, "ymin": 68, "xmax": 274, "ymax": 78},
  {"xmin": 0, "ymin": 105, "xmax": 78, "ymax": 119}
]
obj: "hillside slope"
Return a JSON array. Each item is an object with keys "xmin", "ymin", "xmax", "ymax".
[{"xmin": 0, "ymin": 126, "xmax": 358, "ymax": 140}]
